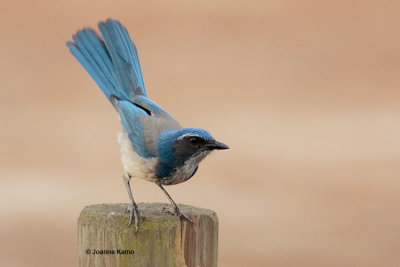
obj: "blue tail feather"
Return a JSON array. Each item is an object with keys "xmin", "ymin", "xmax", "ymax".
[
  {"xmin": 98, "ymin": 19, "xmax": 147, "ymax": 98},
  {"xmin": 79, "ymin": 29, "xmax": 116, "ymax": 90},
  {"xmin": 67, "ymin": 29, "xmax": 119, "ymax": 100},
  {"xmin": 67, "ymin": 19, "xmax": 147, "ymax": 103},
  {"xmin": 68, "ymin": 19, "xmax": 168, "ymax": 158}
]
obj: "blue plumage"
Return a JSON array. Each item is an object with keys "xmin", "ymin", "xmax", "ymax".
[
  {"xmin": 67, "ymin": 29, "xmax": 117, "ymax": 100},
  {"xmin": 155, "ymin": 128, "xmax": 212, "ymax": 179},
  {"xmin": 98, "ymin": 20, "xmax": 147, "ymax": 97},
  {"xmin": 157, "ymin": 128, "xmax": 213, "ymax": 165},
  {"xmin": 114, "ymin": 99, "xmax": 155, "ymax": 158},
  {"xmin": 67, "ymin": 19, "xmax": 228, "ymax": 230}
]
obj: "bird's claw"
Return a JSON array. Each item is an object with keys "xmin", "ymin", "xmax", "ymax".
[
  {"xmin": 175, "ymin": 207, "xmax": 193, "ymax": 224},
  {"xmin": 126, "ymin": 204, "xmax": 139, "ymax": 231}
]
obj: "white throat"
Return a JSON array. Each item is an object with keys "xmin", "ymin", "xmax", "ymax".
[{"xmin": 163, "ymin": 150, "xmax": 211, "ymax": 185}]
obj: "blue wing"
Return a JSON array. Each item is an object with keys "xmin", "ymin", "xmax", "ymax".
[
  {"xmin": 111, "ymin": 95, "xmax": 180, "ymax": 158},
  {"xmin": 132, "ymin": 95, "xmax": 171, "ymax": 117},
  {"xmin": 111, "ymin": 97, "xmax": 155, "ymax": 158}
]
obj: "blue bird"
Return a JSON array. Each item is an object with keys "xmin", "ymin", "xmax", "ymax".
[{"xmin": 67, "ymin": 19, "xmax": 228, "ymax": 230}]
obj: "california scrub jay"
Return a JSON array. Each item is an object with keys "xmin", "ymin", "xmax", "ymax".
[{"xmin": 67, "ymin": 19, "xmax": 228, "ymax": 230}]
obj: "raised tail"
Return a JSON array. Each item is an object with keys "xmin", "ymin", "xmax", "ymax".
[{"xmin": 66, "ymin": 19, "xmax": 146, "ymax": 102}]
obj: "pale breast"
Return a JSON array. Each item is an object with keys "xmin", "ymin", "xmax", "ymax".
[{"xmin": 117, "ymin": 129, "xmax": 158, "ymax": 182}]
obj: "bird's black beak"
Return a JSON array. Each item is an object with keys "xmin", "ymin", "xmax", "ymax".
[{"xmin": 205, "ymin": 140, "xmax": 229, "ymax": 150}]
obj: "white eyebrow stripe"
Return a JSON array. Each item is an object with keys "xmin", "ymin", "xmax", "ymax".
[{"xmin": 177, "ymin": 133, "xmax": 202, "ymax": 140}]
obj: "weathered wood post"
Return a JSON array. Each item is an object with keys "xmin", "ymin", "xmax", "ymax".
[{"xmin": 78, "ymin": 203, "xmax": 218, "ymax": 267}]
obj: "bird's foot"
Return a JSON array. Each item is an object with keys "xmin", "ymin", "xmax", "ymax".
[
  {"xmin": 175, "ymin": 207, "xmax": 193, "ymax": 224},
  {"xmin": 126, "ymin": 204, "xmax": 139, "ymax": 231}
]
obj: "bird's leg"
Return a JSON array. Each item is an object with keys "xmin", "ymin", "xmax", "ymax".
[
  {"xmin": 124, "ymin": 173, "xmax": 139, "ymax": 231},
  {"xmin": 157, "ymin": 184, "xmax": 193, "ymax": 224}
]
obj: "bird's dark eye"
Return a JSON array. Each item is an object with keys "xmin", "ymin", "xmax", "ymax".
[{"xmin": 188, "ymin": 137, "xmax": 201, "ymax": 146}]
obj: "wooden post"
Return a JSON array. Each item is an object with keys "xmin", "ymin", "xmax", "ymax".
[{"xmin": 78, "ymin": 203, "xmax": 218, "ymax": 267}]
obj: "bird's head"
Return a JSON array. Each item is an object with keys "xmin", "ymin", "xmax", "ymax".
[{"xmin": 157, "ymin": 128, "xmax": 229, "ymax": 168}]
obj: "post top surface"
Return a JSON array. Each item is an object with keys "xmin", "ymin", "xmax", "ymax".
[{"xmin": 80, "ymin": 202, "xmax": 217, "ymax": 222}]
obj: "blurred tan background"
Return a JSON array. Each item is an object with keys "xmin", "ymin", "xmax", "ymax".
[{"xmin": 1, "ymin": 0, "xmax": 400, "ymax": 266}]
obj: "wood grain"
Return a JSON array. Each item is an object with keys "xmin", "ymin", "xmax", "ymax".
[{"xmin": 78, "ymin": 203, "xmax": 218, "ymax": 267}]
